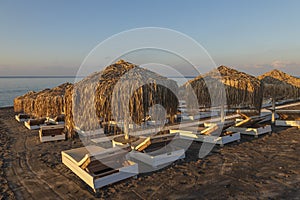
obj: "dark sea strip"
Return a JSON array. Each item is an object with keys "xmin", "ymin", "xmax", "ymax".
[{"xmin": 0, "ymin": 76, "xmax": 197, "ymax": 79}]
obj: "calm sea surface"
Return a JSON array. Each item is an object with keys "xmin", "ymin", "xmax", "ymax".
[
  {"xmin": 0, "ymin": 77, "xmax": 76, "ymax": 107},
  {"xmin": 0, "ymin": 77, "xmax": 193, "ymax": 107}
]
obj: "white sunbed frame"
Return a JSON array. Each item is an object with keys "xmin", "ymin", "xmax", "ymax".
[
  {"xmin": 24, "ymin": 121, "xmax": 46, "ymax": 130},
  {"xmin": 62, "ymin": 145, "xmax": 138, "ymax": 192},
  {"xmin": 275, "ymin": 110, "xmax": 300, "ymax": 128},
  {"xmin": 15, "ymin": 115, "xmax": 30, "ymax": 122},
  {"xmin": 74, "ymin": 127, "xmax": 105, "ymax": 138},
  {"xmin": 227, "ymin": 125, "xmax": 272, "ymax": 138},
  {"xmin": 39, "ymin": 124, "xmax": 65, "ymax": 142},
  {"xmin": 170, "ymin": 124, "xmax": 241, "ymax": 147},
  {"xmin": 226, "ymin": 116, "xmax": 273, "ymax": 138},
  {"xmin": 127, "ymin": 134, "xmax": 185, "ymax": 168},
  {"xmin": 128, "ymin": 148, "xmax": 185, "ymax": 168}
]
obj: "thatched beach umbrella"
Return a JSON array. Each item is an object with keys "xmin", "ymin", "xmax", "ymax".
[
  {"xmin": 258, "ymin": 69, "xmax": 300, "ymax": 101},
  {"xmin": 33, "ymin": 83, "xmax": 73, "ymax": 118},
  {"xmin": 14, "ymin": 91, "xmax": 36, "ymax": 113},
  {"xmin": 183, "ymin": 66, "xmax": 263, "ymax": 111},
  {"xmin": 14, "ymin": 83, "xmax": 72, "ymax": 118},
  {"xmin": 65, "ymin": 60, "xmax": 179, "ymax": 140}
]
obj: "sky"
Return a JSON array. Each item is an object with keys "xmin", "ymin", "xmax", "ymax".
[{"xmin": 0, "ymin": 0, "xmax": 300, "ymax": 76}]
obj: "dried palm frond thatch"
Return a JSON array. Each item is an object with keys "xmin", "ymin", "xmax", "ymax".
[
  {"xmin": 258, "ymin": 69, "xmax": 300, "ymax": 101},
  {"xmin": 183, "ymin": 66, "xmax": 263, "ymax": 110},
  {"xmin": 14, "ymin": 91, "xmax": 36, "ymax": 113},
  {"xmin": 65, "ymin": 60, "xmax": 178, "ymax": 138},
  {"xmin": 14, "ymin": 83, "xmax": 73, "ymax": 118}
]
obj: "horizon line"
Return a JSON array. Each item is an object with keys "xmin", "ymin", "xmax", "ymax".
[{"xmin": 0, "ymin": 75, "xmax": 198, "ymax": 79}]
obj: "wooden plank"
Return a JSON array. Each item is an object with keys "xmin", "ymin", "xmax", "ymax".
[{"xmin": 276, "ymin": 110, "xmax": 300, "ymax": 114}]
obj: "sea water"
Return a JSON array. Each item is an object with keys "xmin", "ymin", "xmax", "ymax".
[
  {"xmin": 0, "ymin": 77, "xmax": 194, "ymax": 108},
  {"xmin": 0, "ymin": 77, "xmax": 76, "ymax": 107}
]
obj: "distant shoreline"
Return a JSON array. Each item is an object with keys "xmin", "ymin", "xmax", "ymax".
[
  {"xmin": 0, "ymin": 76, "xmax": 197, "ymax": 79},
  {"xmin": 0, "ymin": 76, "xmax": 81, "ymax": 79}
]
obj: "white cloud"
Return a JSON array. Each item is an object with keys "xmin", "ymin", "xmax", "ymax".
[{"xmin": 270, "ymin": 60, "xmax": 296, "ymax": 68}]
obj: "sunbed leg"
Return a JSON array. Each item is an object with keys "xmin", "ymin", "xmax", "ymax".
[
  {"xmin": 237, "ymin": 139, "xmax": 240, "ymax": 143},
  {"xmin": 254, "ymin": 135, "xmax": 258, "ymax": 138},
  {"xmin": 133, "ymin": 175, "xmax": 138, "ymax": 179},
  {"xmin": 220, "ymin": 144, "xmax": 224, "ymax": 147},
  {"xmin": 94, "ymin": 189, "xmax": 101, "ymax": 197},
  {"xmin": 268, "ymin": 131, "xmax": 272, "ymax": 135}
]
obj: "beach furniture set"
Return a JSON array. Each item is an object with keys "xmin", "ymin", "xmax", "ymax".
[
  {"xmin": 170, "ymin": 121, "xmax": 241, "ymax": 147},
  {"xmin": 127, "ymin": 134, "xmax": 185, "ymax": 168},
  {"xmin": 61, "ymin": 145, "xmax": 138, "ymax": 193},
  {"xmin": 15, "ymin": 113, "xmax": 66, "ymax": 142},
  {"xmin": 15, "ymin": 101, "xmax": 299, "ymax": 193},
  {"xmin": 62, "ymin": 133, "xmax": 186, "ymax": 192},
  {"xmin": 274, "ymin": 109, "xmax": 300, "ymax": 128},
  {"xmin": 227, "ymin": 114, "xmax": 272, "ymax": 138}
]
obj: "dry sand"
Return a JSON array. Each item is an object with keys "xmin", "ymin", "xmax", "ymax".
[{"xmin": 1, "ymin": 107, "xmax": 300, "ymax": 199}]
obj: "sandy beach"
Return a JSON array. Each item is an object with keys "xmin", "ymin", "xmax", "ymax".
[{"xmin": 1, "ymin": 107, "xmax": 300, "ymax": 199}]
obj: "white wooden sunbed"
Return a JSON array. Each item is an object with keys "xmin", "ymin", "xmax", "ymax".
[
  {"xmin": 275, "ymin": 110, "xmax": 300, "ymax": 128},
  {"xmin": 170, "ymin": 121, "xmax": 241, "ymax": 147},
  {"xmin": 62, "ymin": 145, "xmax": 138, "ymax": 192},
  {"xmin": 39, "ymin": 124, "xmax": 65, "ymax": 142},
  {"xmin": 227, "ymin": 115, "xmax": 272, "ymax": 138},
  {"xmin": 127, "ymin": 134, "xmax": 185, "ymax": 168}
]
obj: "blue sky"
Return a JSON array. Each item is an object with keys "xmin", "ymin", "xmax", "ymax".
[{"xmin": 0, "ymin": 0, "xmax": 300, "ymax": 76}]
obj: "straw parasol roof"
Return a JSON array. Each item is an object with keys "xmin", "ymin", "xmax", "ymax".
[
  {"xmin": 183, "ymin": 66, "xmax": 263, "ymax": 110},
  {"xmin": 65, "ymin": 60, "xmax": 178, "ymax": 137},
  {"xmin": 14, "ymin": 91, "xmax": 36, "ymax": 113},
  {"xmin": 258, "ymin": 69, "xmax": 300, "ymax": 100},
  {"xmin": 14, "ymin": 83, "xmax": 73, "ymax": 118}
]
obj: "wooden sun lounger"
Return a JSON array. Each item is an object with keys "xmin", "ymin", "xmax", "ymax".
[
  {"xmin": 128, "ymin": 134, "xmax": 185, "ymax": 168},
  {"xmin": 39, "ymin": 124, "xmax": 65, "ymax": 142},
  {"xmin": 62, "ymin": 145, "xmax": 138, "ymax": 192},
  {"xmin": 275, "ymin": 110, "xmax": 300, "ymax": 128},
  {"xmin": 24, "ymin": 118, "xmax": 47, "ymax": 130},
  {"xmin": 227, "ymin": 115, "xmax": 272, "ymax": 138},
  {"xmin": 170, "ymin": 121, "xmax": 241, "ymax": 147}
]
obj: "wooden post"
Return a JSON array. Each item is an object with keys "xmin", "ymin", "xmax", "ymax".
[
  {"xmin": 271, "ymin": 97, "xmax": 276, "ymax": 125},
  {"xmin": 124, "ymin": 119, "xmax": 129, "ymax": 140}
]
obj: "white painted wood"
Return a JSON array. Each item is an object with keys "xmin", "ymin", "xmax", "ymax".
[
  {"xmin": 75, "ymin": 127, "xmax": 105, "ymax": 138},
  {"xmin": 276, "ymin": 110, "xmax": 300, "ymax": 114},
  {"xmin": 24, "ymin": 121, "xmax": 41, "ymax": 130},
  {"xmin": 61, "ymin": 146, "xmax": 138, "ymax": 191},
  {"xmin": 40, "ymin": 124, "xmax": 65, "ymax": 129},
  {"xmin": 40, "ymin": 133, "xmax": 65, "ymax": 142},
  {"xmin": 227, "ymin": 125, "xmax": 272, "ymax": 137},
  {"xmin": 128, "ymin": 148, "xmax": 185, "ymax": 168},
  {"xmin": 171, "ymin": 130, "xmax": 241, "ymax": 146},
  {"xmin": 195, "ymin": 132, "xmax": 241, "ymax": 145},
  {"xmin": 15, "ymin": 115, "xmax": 30, "ymax": 122},
  {"xmin": 62, "ymin": 146, "xmax": 105, "ymax": 166},
  {"xmin": 275, "ymin": 120, "xmax": 300, "ymax": 127},
  {"xmin": 91, "ymin": 114, "xmax": 240, "ymax": 144}
]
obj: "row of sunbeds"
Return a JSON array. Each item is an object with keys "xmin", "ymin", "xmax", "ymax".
[
  {"xmin": 15, "ymin": 113, "xmax": 66, "ymax": 142},
  {"xmin": 15, "ymin": 104, "xmax": 300, "ymax": 193}
]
